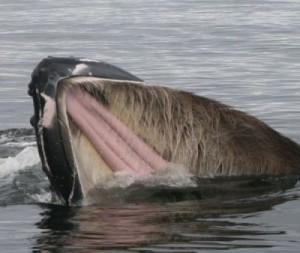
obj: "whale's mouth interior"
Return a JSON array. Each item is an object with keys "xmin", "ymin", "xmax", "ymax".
[{"xmin": 56, "ymin": 79, "xmax": 167, "ymax": 198}]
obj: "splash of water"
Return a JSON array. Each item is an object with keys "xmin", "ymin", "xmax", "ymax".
[
  {"xmin": 0, "ymin": 146, "xmax": 40, "ymax": 179},
  {"xmin": 97, "ymin": 163, "xmax": 197, "ymax": 189}
]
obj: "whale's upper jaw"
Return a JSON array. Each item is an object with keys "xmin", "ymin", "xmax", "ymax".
[
  {"xmin": 28, "ymin": 56, "xmax": 143, "ymax": 204},
  {"xmin": 28, "ymin": 56, "xmax": 143, "ymax": 99}
]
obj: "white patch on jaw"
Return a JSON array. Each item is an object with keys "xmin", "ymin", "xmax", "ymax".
[
  {"xmin": 41, "ymin": 93, "xmax": 56, "ymax": 128},
  {"xmin": 73, "ymin": 63, "xmax": 89, "ymax": 74}
]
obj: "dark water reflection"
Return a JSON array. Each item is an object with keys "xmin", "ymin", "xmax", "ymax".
[{"xmin": 33, "ymin": 178, "xmax": 300, "ymax": 252}]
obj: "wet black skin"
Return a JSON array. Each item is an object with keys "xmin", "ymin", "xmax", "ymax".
[{"xmin": 28, "ymin": 57, "xmax": 143, "ymax": 204}]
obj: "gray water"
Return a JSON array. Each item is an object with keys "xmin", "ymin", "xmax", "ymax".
[{"xmin": 0, "ymin": 0, "xmax": 300, "ymax": 252}]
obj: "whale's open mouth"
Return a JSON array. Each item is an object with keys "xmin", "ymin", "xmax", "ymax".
[
  {"xmin": 28, "ymin": 57, "xmax": 147, "ymax": 204},
  {"xmin": 56, "ymin": 77, "xmax": 167, "ymax": 200},
  {"xmin": 29, "ymin": 58, "xmax": 201, "ymax": 205}
]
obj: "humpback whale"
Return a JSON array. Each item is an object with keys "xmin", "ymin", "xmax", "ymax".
[{"xmin": 28, "ymin": 57, "xmax": 300, "ymax": 204}]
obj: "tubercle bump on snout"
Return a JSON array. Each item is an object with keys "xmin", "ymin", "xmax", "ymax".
[{"xmin": 27, "ymin": 83, "xmax": 35, "ymax": 96}]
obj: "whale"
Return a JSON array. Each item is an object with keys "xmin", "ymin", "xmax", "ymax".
[{"xmin": 28, "ymin": 57, "xmax": 300, "ymax": 204}]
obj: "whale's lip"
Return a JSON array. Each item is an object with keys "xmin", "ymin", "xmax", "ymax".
[{"xmin": 28, "ymin": 57, "xmax": 143, "ymax": 204}]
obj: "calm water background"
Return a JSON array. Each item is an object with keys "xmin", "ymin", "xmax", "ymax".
[{"xmin": 0, "ymin": 0, "xmax": 300, "ymax": 252}]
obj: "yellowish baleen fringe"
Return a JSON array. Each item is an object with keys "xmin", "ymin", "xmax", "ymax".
[{"xmin": 62, "ymin": 77, "xmax": 300, "ymax": 177}]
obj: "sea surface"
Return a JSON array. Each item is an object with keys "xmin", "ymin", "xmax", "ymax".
[{"xmin": 0, "ymin": 0, "xmax": 300, "ymax": 252}]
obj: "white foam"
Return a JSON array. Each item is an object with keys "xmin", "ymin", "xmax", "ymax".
[
  {"xmin": 3, "ymin": 141, "xmax": 36, "ymax": 148},
  {"xmin": 141, "ymin": 163, "xmax": 197, "ymax": 188},
  {"xmin": 0, "ymin": 135, "xmax": 9, "ymax": 145},
  {"xmin": 100, "ymin": 163, "xmax": 197, "ymax": 189},
  {"xmin": 0, "ymin": 146, "xmax": 40, "ymax": 178},
  {"xmin": 31, "ymin": 190, "xmax": 52, "ymax": 203}
]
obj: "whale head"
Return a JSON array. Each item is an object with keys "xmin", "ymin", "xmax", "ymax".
[{"xmin": 28, "ymin": 57, "xmax": 142, "ymax": 204}]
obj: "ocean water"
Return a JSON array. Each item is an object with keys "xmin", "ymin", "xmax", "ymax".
[{"xmin": 0, "ymin": 0, "xmax": 300, "ymax": 252}]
